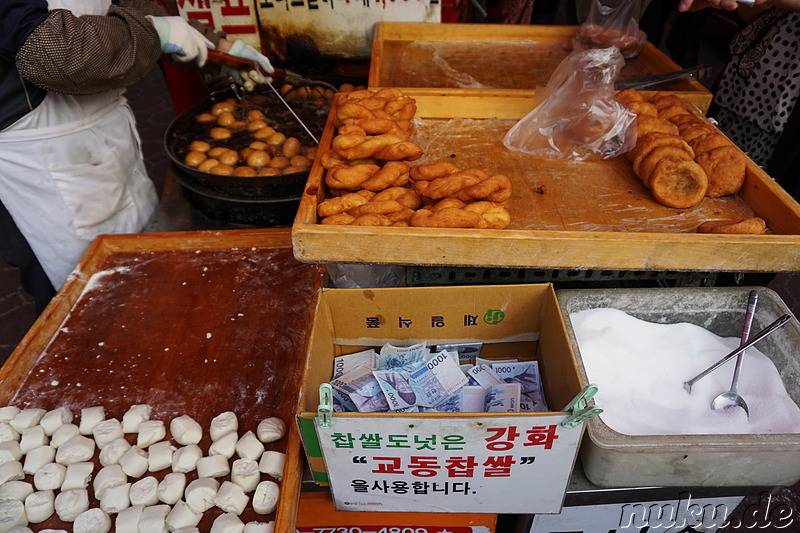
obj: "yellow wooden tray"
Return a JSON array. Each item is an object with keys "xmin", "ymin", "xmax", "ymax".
[
  {"xmin": 0, "ymin": 228, "xmax": 324, "ymax": 532},
  {"xmin": 292, "ymin": 94, "xmax": 800, "ymax": 272},
  {"xmin": 369, "ymin": 22, "xmax": 713, "ymax": 112}
]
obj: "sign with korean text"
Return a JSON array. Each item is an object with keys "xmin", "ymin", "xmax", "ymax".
[
  {"xmin": 177, "ymin": 0, "xmax": 261, "ymax": 50},
  {"xmin": 256, "ymin": 0, "xmax": 440, "ymax": 59},
  {"xmin": 316, "ymin": 414, "xmax": 581, "ymax": 514}
]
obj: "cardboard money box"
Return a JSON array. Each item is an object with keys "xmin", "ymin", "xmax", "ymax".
[{"xmin": 296, "ymin": 283, "xmax": 587, "ymax": 514}]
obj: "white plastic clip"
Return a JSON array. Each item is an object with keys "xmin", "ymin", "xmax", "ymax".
[
  {"xmin": 561, "ymin": 384, "xmax": 604, "ymax": 428},
  {"xmin": 318, "ymin": 383, "xmax": 333, "ymax": 428}
]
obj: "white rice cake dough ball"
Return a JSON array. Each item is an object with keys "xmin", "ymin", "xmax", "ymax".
[
  {"xmin": 235, "ymin": 431, "xmax": 264, "ymax": 461},
  {"xmin": 10, "ymin": 408, "xmax": 45, "ymax": 433},
  {"xmin": 256, "ymin": 418, "xmax": 286, "ymax": 444},
  {"xmin": 7, "ymin": 527, "xmax": 32, "ymax": 533},
  {"xmin": 170, "ymin": 415, "xmax": 202, "ymax": 445},
  {"xmin": 210, "ymin": 412, "xmax": 238, "ymax": 441},
  {"xmin": 118, "ymin": 446, "xmax": 148, "ymax": 478},
  {"xmin": 129, "ymin": 476, "xmax": 158, "ymax": 507},
  {"xmin": 0, "ymin": 442, "xmax": 22, "ymax": 465},
  {"xmin": 157, "ymin": 472, "xmax": 186, "ymax": 505},
  {"xmin": 73, "ymin": 508, "xmax": 111, "ymax": 533},
  {"xmin": 19, "ymin": 426, "xmax": 47, "ymax": 455},
  {"xmin": 61, "ymin": 461, "xmax": 94, "ymax": 491},
  {"xmin": 39, "ymin": 407, "xmax": 73, "ymax": 437},
  {"xmin": 100, "ymin": 482, "xmax": 131, "ymax": 514},
  {"xmin": 93, "ymin": 464, "xmax": 127, "ymax": 500},
  {"xmin": 24, "ymin": 490, "xmax": 54, "ymax": 524},
  {"xmin": 54, "ymin": 436, "xmax": 95, "ymax": 465},
  {"xmin": 214, "ymin": 481, "xmax": 249, "ymax": 515},
  {"xmin": 136, "ymin": 420, "xmax": 165, "ymax": 449},
  {"xmin": 172, "ymin": 444, "xmax": 202, "ymax": 474},
  {"xmin": 54, "ymin": 488, "xmax": 89, "ymax": 522},
  {"xmin": 165, "ymin": 501, "xmax": 201, "ymax": 531},
  {"xmin": 23, "ymin": 445, "xmax": 55, "ymax": 475},
  {"xmin": 78, "ymin": 406, "xmax": 105, "ymax": 435},
  {"xmin": 92, "ymin": 418, "xmax": 124, "ymax": 449},
  {"xmin": 99, "ymin": 437, "xmax": 131, "ymax": 467},
  {"xmin": 0, "ymin": 423, "xmax": 19, "ymax": 444},
  {"xmin": 245, "ymin": 522, "xmax": 275, "ymax": 533},
  {"xmin": 185, "ymin": 477, "xmax": 220, "ymax": 513},
  {"xmin": 148, "ymin": 441, "xmax": 175, "ymax": 472},
  {"xmin": 252, "ymin": 480, "xmax": 279, "ymax": 515},
  {"xmin": 258, "ymin": 451, "xmax": 285, "ymax": 481},
  {"xmin": 33, "ymin": 462, "xmax": 66, "ymax": 490},
  {"xmin": 122, "ymin": 405, "xmax": 151, "ymax": 434},
  {"xmin": 0, "ymin": 461, "xmax": 24, "ymax": 484},
  {"xmin": 0, "ymin": 499, "xmax": 27, "ymax": 532},
  {"xmin": 50, "ymin": 424, "xmax": 80, "ymax": 448},
  {"xmin": 38, "ymin": 530, "xmax": 68, "ymax": 533},
  {"xmin": 137, "ymin": 504, "xmax": 170, "ymax": 533},
  {"xmin": 209, "ymin": 431, "xmax": 237, "ymax": 459},
  {"xmin": 197, "ymin": 454, "xmax": 231, "ymax": 478},
  {"xmin": 231, "ymin": 458, "xmax": 260, "ymax": 493},
  {"xmin": 174, "ymin": 528, "xmax": 200, "ymax": 533},
  {"xmin": 114, "ymin": 504, "xmax": 144, "ymax": 533},
  {"xmin": 0, "ymin": 482, "xmax": 32, "ymax": 502},
  {"xmin": 0, "ymin": 407, "xmax": 20, "ymax": 423},
  {"xmin": 211, "ymin": 512, "xmax": 245, "ymax": 533}
]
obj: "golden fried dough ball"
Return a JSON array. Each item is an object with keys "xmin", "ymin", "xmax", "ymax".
[
  {"xmin": 211, "ymin": 102, "xmax": 235, "ymax": 116},
  {"xmin": 233, "ymin": 166, "xmax": 258, "ymax": 177},
  {"xmin": 289, "ymin": 155, "xmax": 312, "ymax": 168},
  {"xmin": 217, "ymin": 149, "xmax": 240, "ymax": 167},
  {"xmin": 207, "ymin": 146, "xmax": 228, "ymax": 158},
  {"xmin": 229, "ymin": 121, "xmax": 247, "ymax": 131},
  {"xmin": 253, "ymin": 126, "xmax": 277, "ymax": 140},
  {"xmin": 196, "ymin": 113, "xmax": 216, "ymax": 123},
  {"xmin": 247, "ymin": 109, "xmax": 265, "ymax": 121},
  {"xmin": 209, "ymin": 127, "xmax": 232, "ymax": 140},
  {"xmin": 282, "ymin": 137, "xmax": 301, "ymax": 158},
  {"xmin": 248, "ymin": 120, "xmax": 269, "ymax": 132},
  {"xmin": 239, "ymin": 147, "xmax": 255, "ymax": 160},
  {"xmin": 250, "ymin": 141, "xmax": 268, "ymax": 151},
  {"xmin": 217, "ymin": 111, "xmax": 235, "ymax": 126},
  {"xmin": 282, "ymin": 165, "xmax": 307, "ymax": 174},
  {"xmin": 197, "ymin": 158, "xmax": 220, "ymax": 172},
  {"xmin": 246, "ymin": 150, "xmax": 271, "ymax": 169},
  {"xmin": 269, "ymin": 156, "xmax": 290, "ymax": 169},
  {"xmin": 189, "ymin": 140, "xmax": 212, "ymax": 152},
  {"xmin": 265, "ymin": 132, "xmax": 287, "ymax": 155},
  {"xmin": 258, "ymin": 167, "xmax": 281, "ymax": 176},
  {"xmin": 184, "ymin": 150, "xmax": 206, "ymax": 168},
  {"xmin": 209, "ymin": 164, "xmax": 235, "ymax": 176}
]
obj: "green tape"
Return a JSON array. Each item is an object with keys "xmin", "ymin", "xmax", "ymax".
[
  {"xmin": 312, "ymin": 470, "xmax": 330, "ymax": 483},
  {"xmin": 298, "ymin": 416, "xmax": 322, "ymax": 457}
]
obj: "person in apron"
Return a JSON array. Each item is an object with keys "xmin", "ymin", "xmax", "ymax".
[{"xmin": 0, "ymin": 0, "xmax": 273, "ymax": 313}]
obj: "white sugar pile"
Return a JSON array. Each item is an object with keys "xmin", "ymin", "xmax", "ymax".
[{"xmin": 571, "ymin": 308, "xmax": 800, "ymax": 436}]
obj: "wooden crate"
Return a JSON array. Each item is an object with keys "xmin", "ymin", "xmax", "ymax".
[
  {"xmin": 369, "ymin": 22, "xmax": 713, "ymax": 112},
  {"xmin": 0, "ymin": 228, "xmax": 324, "ymax": 532},
  {"xmin": 292, "ymin": 94, "xmax": 800, "ymax": 272}
]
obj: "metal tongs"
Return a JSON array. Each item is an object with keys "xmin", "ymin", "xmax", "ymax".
[
  {"xmin": 206, "ymin": 49, "xmax": 328, "ymax": 144},
  {"xmin": 614, "ymin": 64, "xmax": 713, "ymax": 91}
]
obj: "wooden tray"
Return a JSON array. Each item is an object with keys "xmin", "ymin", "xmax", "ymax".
[
  {"xmin": 369, "ymin": 22, "xmax": 713, "ymax": 112},
  {"xmin": 292, "ymin": 95, "xmax": 800, "ymax": 272},
  {"xmin": 0, "ymin": 228, "xmax": 324, "ymax": 532}
]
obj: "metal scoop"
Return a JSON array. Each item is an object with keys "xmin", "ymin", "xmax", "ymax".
[
  {"xmin": 710, "ymin": 290, "xmax": 758, "ymax": 416},
  {"xmin": 683, "ymin": 313, "xmax": 792, "ymax": 394}
]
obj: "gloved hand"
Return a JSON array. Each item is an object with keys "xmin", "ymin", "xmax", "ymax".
[
  {"xmin": 227, "ymin": 40, "xmax": 275, "ymax": 86},
  {"xmin": 146, "ymin": 16, "xmax": 213, "ymax": 67}
]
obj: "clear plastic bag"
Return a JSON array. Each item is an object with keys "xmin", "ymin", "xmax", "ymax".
[
  {"xmin": 569, "ymin": 0, "xmax": 653, "ymax": 59},
  {"xmin": 502, "ymin": 47, "xmax": 637, "ymax": 161}
]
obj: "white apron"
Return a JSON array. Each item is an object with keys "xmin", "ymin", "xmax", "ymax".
[{"xmin": 0, "ymin": 0, "xmax": 158, "ymax": 290}]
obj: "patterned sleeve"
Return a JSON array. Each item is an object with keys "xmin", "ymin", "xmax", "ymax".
[{"xmin": 15, "ymin": 7, "xmax": 164, "ymax": 95}]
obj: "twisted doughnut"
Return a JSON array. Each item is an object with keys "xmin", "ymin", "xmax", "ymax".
[
  {"xmin": 332, "ymin": 133, "xmax": 423, "ymax": 161},
  {"xmin": 317, "ymin": 190, "xmax": 375, "ymax": 217}
]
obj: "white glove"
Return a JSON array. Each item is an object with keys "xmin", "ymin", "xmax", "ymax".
[
  {"xmin": 228, "ymin": 40, "xmax": 274, "ymax": 75},
  {"xmin": 147, "ymin": 16, "xmax": 213, "ymax": 67}
]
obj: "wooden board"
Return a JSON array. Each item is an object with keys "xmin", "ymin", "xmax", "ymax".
[
  {"xmin": 292, "ymin": 94, "xmax": 800, "ymax": 272},
  {"xmin": 369, "ymin": 23, "xmax": 713, "ymax": 112},
  {"xmin": 0, "ymin": 228, "xmax": 324, "ymax": 532}
]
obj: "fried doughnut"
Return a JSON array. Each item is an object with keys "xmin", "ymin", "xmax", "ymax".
[
  {"xmin": 253, "ymin": 126, "xmax": 277, "ymax": 140},
  {"xmin": 648, "ymin": 160, "xmax": 708, "ymax": 208},
  {"xmin": 386, "ymin": 208, "xmax": 415, "ymax": 224},
  {"xmin": 321, "ymin": 213, "xmax": 356, "ymax": 225},
  {"xmin": 211, "ymin": 102, "xmax": 235, "ymax": 116},
  {"xmin": 317, "ymin": 190, "xmax": 375, "ymax": 217},
  {"xmin": 373, "ymin": 186, "xmax": 422, "ymax": 209},
  {"xmin": 628, "ymin": 101, "xmax": 659, "ymax": 117},
  {"xmin": 247, "ymin": 120, "xmax": 269, "ymax": 132},
  {"xmin": 658, "ymin": 105, "xmax": 690, "ymax": 122},
  {"xmin": 639, "ymin": 145, "xmax": 694, "ymax": 186},
  {"xmin": 289, "ymin": 155, "xmax": 312, "ymax": 167},
  {"xmin": 680, "ymin": 124, "xmax": 717, "ymax": 144},
  {"xmin": 350, "ymin": 214, "xmax": 393, "ymax": 226},
  {"xmin": 269, "ymin": 156, "xmax": 289, "ymax": 169},
  {"xmin": 209, "ymin": 164, "xmax": 235, "ymax": 176},
  {"xmin": 197, "ymin": 158, "xmax": 220, "ymax": 172},
  {"xmin": 410, "ymin": 162, "xmax": 462, "ymax": 182},
  {"xmin": 209, "ymin": 127, "xmax": 232, "ymax": 140},
  {"xmin": 689, "ymin": 133, "xmax": 731, "ymax": 156},
  {"xmin": 184, "ymin": 151, "xmax": 206, "ymax": 168},
  {"xmin": 636, "ymin": 116, "xmax": 679, "ymax": 138},
  {"xmin": 632, "ymin": 135, "xmax": 694, "ymax": 176},
  {"xmin": 217, "ymin": 149, "xmax": 239, "ymax": 167},
  {"xmin": 697, "ymin": 217, "xmax": 766, "ymax": 234},
  {"xmin": 247, "ymin": 150, "xmax": 270, "ymax": 169},
  {"xmin": 463, "ymin": 202, "xmax": 512, "ymax": 229},
  {"xmin": 410, "ymin": 207, "xmax": 486, "ymax": 228},
  {"xmin": 189, "ymin": 140, "xmax": 212, "ymax": 152},
  {"xmin": 282, "ymin": 138, "xmax": 301, "ymax": 158},
  {"xmin": 695, "ymin": 145, "xmax": 747, "ymax": 197},
  {"xmin": 456, "ymin": 174, "xmax": 513, "ymax": 203},
  {"xmin": 627, "ymin": 131, "xmax": 672, "ymax": 161},
  {"xmin": 355, "ymin": 118, "xmax": 414, "ymax": 139},
  {"xmin": 247, "ymin": 110, "xmax": 265, "ymax": 121},
  {"xmin": 257, "ymin": 168, "xmax": 281, "ymax": 176},
  {"xmin": 668, "ymin": 113, "xmax": 697, "ymax": 126},
  {"xmin": 616, "ymin": 89, "xmax": 646, "ymax": 105},
  {"xmin": 332, "ymin": 133, "xmax": 423, "ymax": 161},
  {"xmin": 348, "ymin": 199, "xmax": 407, "ymax": 217},
  {"xmin": 326, "ymin": 161, "xmax": 410, "ymax": 191},
  {"xmin": 207, "ymin": 147, "xmax": 228, "ymax": 158},
  {"xmin": 217, "ymin": 111, "xmax": 235, "ymax": 126},
  {"xmin": 196, "ymin": 113, "xmax": 216, "ymax": 123},
  {"xmin": 413, "ymin": 169, "xmax": 484, "ymax": 199},
  {"xmin": 233, "ymin": 166, "xmax": 257, "ymax": 177},
  {"xmin": 650, "ymin": 94, "xmax": 686, "ymax": 111}
]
